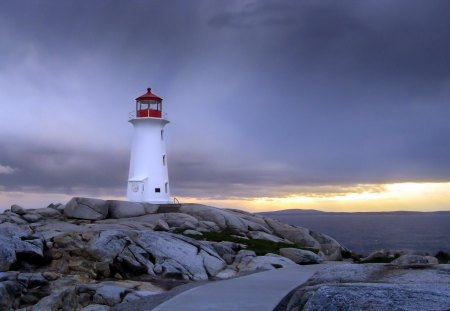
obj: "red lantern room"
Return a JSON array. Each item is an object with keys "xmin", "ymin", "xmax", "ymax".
[{"xmin": 135, "ymin": 88, "xmax": 163, "ymax": 118}]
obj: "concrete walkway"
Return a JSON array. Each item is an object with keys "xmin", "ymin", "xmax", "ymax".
[{"xmin": 152, "ymin": 264, "xmax": 325, "ymax": 311}]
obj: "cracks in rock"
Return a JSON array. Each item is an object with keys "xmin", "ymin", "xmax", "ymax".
[{"xmin": 76, "ymin": 201, "xmax": 105, "ymax": 217}]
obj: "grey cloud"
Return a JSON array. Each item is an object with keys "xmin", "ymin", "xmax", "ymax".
[
  {"xmin": 209, "ymin": 2, "xmax": 297, "ymax": 29},
  {"xmin": 0, "ymin": 140, "xmax": 128, "ymax": 195},
  {"xmin": 0, "ymin": 165, "xmax": 15, "ymax": 175},
  {"xmin": 0, "ymin": 129, "xmax": 449, "ymax": 200},
  {"xmin": 208, "ymin": 0, "xmax": 450, "ymax": 80},
  {"xmin": 0, "ymin": 0, "xmax": 449, "ymax": 200}
]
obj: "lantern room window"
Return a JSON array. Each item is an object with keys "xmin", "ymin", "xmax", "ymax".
[
  {"xmin": 135, "ymin": 88, "xmax": 163, "ymax": 118},
  {"xmin": 137, "ymin": 100, "xmax": 162, "ymax": 118}
]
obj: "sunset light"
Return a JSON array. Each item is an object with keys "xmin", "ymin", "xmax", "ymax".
[{"xmin": 180, "ymin": 182, "xmax": 450, "ymax": 212}]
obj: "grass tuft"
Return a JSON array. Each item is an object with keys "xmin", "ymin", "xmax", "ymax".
[{"xmin": 182, "ymin": 229, "xmax": 319, "ymax": 256}]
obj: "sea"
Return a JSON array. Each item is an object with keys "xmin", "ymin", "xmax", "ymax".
[{"xmin": 259, "ymin": 210, "xmax": 450, "ymax": 256}]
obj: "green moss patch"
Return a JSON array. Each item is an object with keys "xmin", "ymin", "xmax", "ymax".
[{"xmin": 182, "ymin": 229, "xmax": 319, "ymax": 256}]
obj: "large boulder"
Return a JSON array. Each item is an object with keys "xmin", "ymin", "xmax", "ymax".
[
  {"xmin": 33, "ymin": 207, "xmax": 62, "ymax": 218},
  {"xmin": 243, "ymin": 220, "xmax": 272, "ymax": 233},
  {"xmin": 134, "ymin": 231, "xmax": 225, "ymax": 280},
  {"xmin": 264, "ymin": 218, "xmax": 320, "ymax": 248},
  {"xmin": 300, "ymin": 283, "xmax": 450, "ymax": 311},
  {"xmin": 286, "ymin": 263, "xmax": 450, "ymax": 311},
  {"xmin": 32, "ymin": 221, "xmax": 81, "ymax": 241},
  {"xmin": 47, "ymin": 203, "xmax": 65, "ymax": 213},
  {"xmin": 227, "ymin": 209, "xmax": 272, "ymax": 232},
  {"xmin": 204, "ymin": 241, "xmax": 238, "ymax": 258},
  {"xmin": 107, "ymin": 200, "xmax": 146, "ymax": 219},
  {"xmin": 391, "ymin": 254, "xmax": 435, "ymax": 266},
  {"xmin": 93, "ymin": 284, "xmax": 129, "ymax": 306},
  {"xmin": 143, "ymin": 203, "xmax": 159, "ymax": 214},
  {"xmin": 198, "ymin": 220, "xmax": 220, "ymax": 232},
  {"xmin": 64, "ymin": 197, "xmax": 109, "ymax": 220},
  {"xmin": 248, "ymin": 231, "xmax": 287, "ymax": 243},
  {"xmin": 88, "ymin": 230, "xmax": 131, "ymax": 261},
  {"xmin": 11, "ymin": 204, "xmax": 26, "ymax": 215},
  {"xmin": 2, "ymin": 213, "xmax": 28, "ymax": 225},
  {"xmin": 179, "ymin": 204, "xmax": 248, "ymax": 232},
  {"xmin": 233, "ymin": 251, "xmax": 297, "ymax": 272},
  {"xmin": 0, "ymin": 223, "xmax": 44, "ymax": 271},
  {"xmin": 22, "ymin": 213, "xmax": 43, "ymax": 223},
  {"xmin": 153, "ymin": 219, "xmax": 170, "ymax": 231},
  {"xmin": 309, "ymin": 231, "xmax": 344, "ymax": 261},
  {"xmin": 425, "ymin": 256, "xmax": 439, "ymax": 265},
  {"xmin": 163, "ymin": 213, "xmax": 199, "ymax": 229},
  {"xmin": 280, "ymin": 248, "xmax": 323, "ymax": 264},
  {"xmin": 360, "ymin": 249, "xmax": 390, "ymax": 262}
]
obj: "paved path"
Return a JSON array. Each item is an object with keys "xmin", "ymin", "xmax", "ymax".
[{"xmin": 152, "ymin": 264, "xmax": 325, "ymax": 311}]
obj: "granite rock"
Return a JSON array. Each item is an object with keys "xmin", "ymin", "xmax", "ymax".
[{"xmin": 64, "ymin": 197, "xmax": 109, "ymax": 220}]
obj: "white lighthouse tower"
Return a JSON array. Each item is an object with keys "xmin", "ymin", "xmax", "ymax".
[{"xmin": 126, "ymin": 87, "xmax": 170, "ymax": 203}]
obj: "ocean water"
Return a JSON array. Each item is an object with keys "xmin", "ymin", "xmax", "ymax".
[{"xmin": 259, "ymin": 211, "xmax": 450, "ymax": 256}]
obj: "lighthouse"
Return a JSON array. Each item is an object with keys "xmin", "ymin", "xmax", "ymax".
[{"xmin": 126, "ymin": 88, "xmax": 170, "ymax": 203}]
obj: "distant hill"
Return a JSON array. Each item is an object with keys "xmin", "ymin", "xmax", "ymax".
[
  {"xmin": 259, "ymin": 209, "xmax": 325, "ymax": 215},
  {"xmin": 258, "ymin": 210, "xmax": 450, "ymax": 255}
]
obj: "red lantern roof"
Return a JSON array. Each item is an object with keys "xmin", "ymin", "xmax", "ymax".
[{"xmin": 135, "ymin": 88, "xmax": 163, "ymax": 101}]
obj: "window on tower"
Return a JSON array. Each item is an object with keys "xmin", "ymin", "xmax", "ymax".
[
  {"xmin": 161, "ymin": 130, "xmax": 164, "ymax": 140},
  {"xmin": 155, "ymin": 188, "xmax": 161, "ymax": 193},
  {"xmin": 163, "ymin": 155, "xmax": 166, "ymax": 166}
]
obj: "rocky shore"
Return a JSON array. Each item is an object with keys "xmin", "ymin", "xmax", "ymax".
[
  {"xmin": 0, "ymin": 198, "xmax": 346, "ymax": 310},
  {"xmin": 278, "ymin": 263, "xmax": 450, "ymax": 311}
]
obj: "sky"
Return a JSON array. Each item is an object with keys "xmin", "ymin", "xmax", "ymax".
[{"xmin": 0, "ymin": 0, "xmax": 449, "ymax": 212}]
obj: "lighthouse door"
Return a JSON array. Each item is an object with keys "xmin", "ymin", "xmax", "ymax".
[{"xmin": 128, "ymin": 180, "xmax": 145, "ymax": 201}]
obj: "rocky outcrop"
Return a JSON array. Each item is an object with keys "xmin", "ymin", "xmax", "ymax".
[
  {"xmin": 0, "ymin": 223, "xmax": 45, "ymax": 271},
  {"xmin": 60, "ymin": 199, "xmax": 347, "ymax": 260},
  {"xmin": 64, "ymin": 197, "xmax": 109, "ymax": 220},
  {"xmin": 0, "ymin": 271, "xmax": 165, "ymax": 310},
  {"xmin": 301, "ymin": 283, "xmax": 450, "ymax": 311},
  {"xmin": 107, "ymin": 201, "xmax": 146, "ymax": 219},
  {"xmin": 360, "ymin": 249, "xmax": 392, "ymax": 262},
  {"xmin": 284, "ymin": 263, "xmax": 450, "ymax": 311},
  {"xmin": 233, "ymin": 251, "xmax": 297, "ymax": 273},
  {"xmin": 179, "ymin": 204, "xmax": 249, "ymax": 232},
  {"xmin": 0, "ymin": 198, "xmax": 352, "ymax": 310},
  {"xmin": 11, "ymin": 205, "xmax": 26, "ymax": 215},
  {"xmin": 248, "ymin": 231, "xmax": 286, "ymax": 243},
  {"xmin": 134, "ymin": 231, "xmax": 226, "ymax": 280},
  {"xmin": 264, "ymin": 218, "xmax": 320, "ymax": 249},
  {"xmin": 391, "ymin": 254, "xmax": 438, "ymax": 266},
  {"xmin": 309, "ymin": 231, "xmax": 345, "ymax": 261},
  {"xmin": 279, "ymin": 248, "xmax": 323, "ymax": 264}
]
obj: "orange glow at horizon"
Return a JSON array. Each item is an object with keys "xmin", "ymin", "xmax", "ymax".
[
  {"xmin": 1, "ymin": 182, "xmax": 449, "ymax": 213},
  {"xmin": 177, "ymin": 182, "xmax": 450, "ymax": 212}
]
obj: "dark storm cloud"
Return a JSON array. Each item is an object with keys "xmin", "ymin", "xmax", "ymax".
[
  {"xmin": 0, "ymin": 139, "xmax": 129, "ymax": 195},
  {"xmin": 1, "ymin": 0, "xmax": 450, "ymax": 199},
  {"xmin": 208, "ymin": 0, "xmax": 450, "ymax": 83},
  {"xmin": 0, "ymin": 127, "xmax": 449, "ymax": 199}
]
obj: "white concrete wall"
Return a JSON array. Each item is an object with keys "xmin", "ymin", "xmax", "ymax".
[{"xmin": 126, "ymin": 117, "xmax": 170, "ymax": 203}]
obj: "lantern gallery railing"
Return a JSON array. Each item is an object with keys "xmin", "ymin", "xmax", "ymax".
[{"xmin": 129, "ymin": 111, "xmax": 169, "ymax": 120}]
